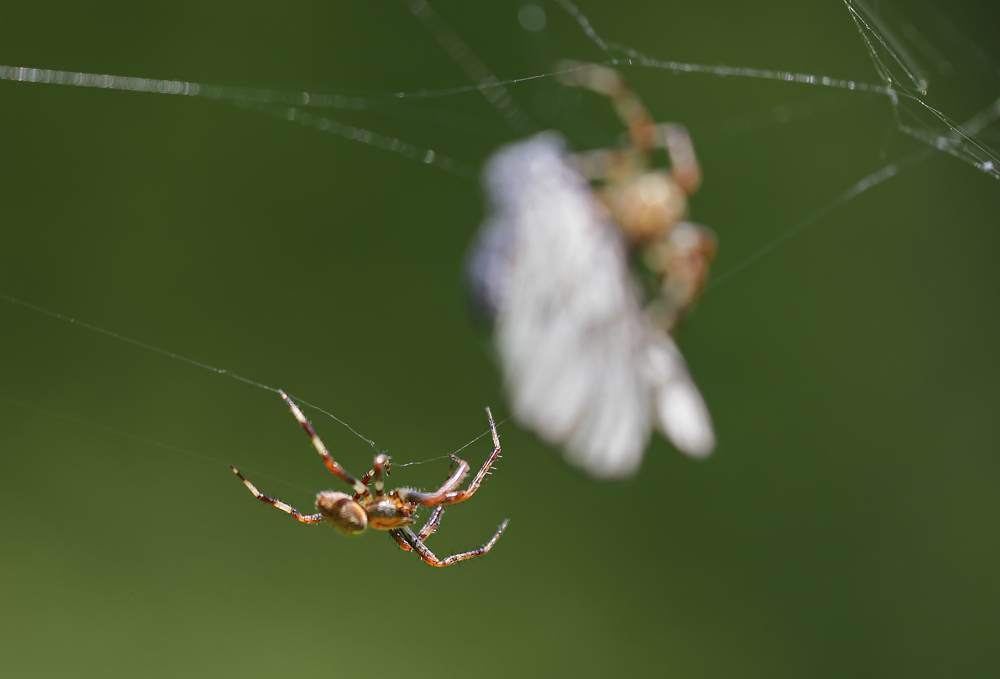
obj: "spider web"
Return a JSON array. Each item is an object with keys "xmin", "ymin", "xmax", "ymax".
[
  {"xmin": 0, "ymin": 0, "xmax": 996, "ymax": 477},
  {"xmin": 2, "ymin": 1, "xmax": 996, "ymax": 181}
]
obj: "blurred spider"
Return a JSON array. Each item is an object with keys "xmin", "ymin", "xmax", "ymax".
[
  {"xmin": 559, "ymin": 60, "xmax": 717, "ymax": 332},
  {"xmin": 231, "ymin": 391, "xmax": 508, "ymax": 567}
]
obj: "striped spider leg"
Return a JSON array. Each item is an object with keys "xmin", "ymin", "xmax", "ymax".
[
  {"xmin": 230, "ymin": 391, "xmax": 508, "ymax": 567},
  {"xmin": 389, "ymin": 412, "xmax": 508, "ymax": 566}
]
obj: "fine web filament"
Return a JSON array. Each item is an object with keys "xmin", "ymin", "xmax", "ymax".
[
  {"xmin": 0, "ymin": 394, "xmax": 314, "ymax": 494},
  {"xmin": 0, "ymin": 290, "xmax": 510, "ymax": 482},
  {"xmin": 0, "ymin": 292, "xmax": 378, "ymax": 450}
]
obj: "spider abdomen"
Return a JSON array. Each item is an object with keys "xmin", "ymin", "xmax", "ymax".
[
  {"xmin": 316, "ymin": 491, "xmax": 368, "ymax": 535},
  {"xmin": 608, "ymin": 171, "xmax": 688, "ymax": 244}
]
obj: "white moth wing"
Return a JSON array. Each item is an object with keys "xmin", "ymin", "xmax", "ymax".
[
  {"xmin": 645, "ymin": 331, "xmax": 716, "ymax": 458},
  {"xmin": 472, "ymin": 132, "xmax": 714, "ymax": 479}
]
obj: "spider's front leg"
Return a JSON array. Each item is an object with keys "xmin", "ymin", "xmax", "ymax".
[
  {"xmin": 557, "ymin": 60, "xmax": 657, "ymax": 153},
  {"xmin": 396, "ymin": 456, "xmax": 471, "ymax": 506},
  {"xmin": 441, "ymin": 407, "xmax": 503, "ymax": 506},
  {"xmin": 557, "ymin": 61, "xmax": 701, "ymax": 194},
  {"xmin": 230, "ymin": 466, "xmax": 324, "ymax": 524},
  {"xmin": 654, "ymin": 122, "xmax": 701, "ymax": 195},
  {"xmin": 395, "ymin": 403, "xmax": 501, "ymax": 507},
  {"xmin": 390, "ymin": 521, "xmax": 509, "ymax": 567},
  {"xmin": 279, "ymin": 390, "xmax": 373, "ymax": 504}
]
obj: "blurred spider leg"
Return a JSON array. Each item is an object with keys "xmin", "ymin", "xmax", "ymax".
[
  {"xmin": 575, "ymin": 147, "xmax": 635, "ymax": 183},
  {"xmin": 442, "ymin": 407, "xmax": 503, "ymax": 506},
  {"xmin": 654, "ymin": 123, "xmax": 702, "ymax": 194},
  {"xmin": 396, "ymin": 506, "xmax": 446, "ymax": 553},
  {"xmin": 230, "ymin": 466, "xmax": 324, "ymax": 524},
  {"xmin": 557, "ymin": 59, "xmax": 657, "ymax": 152},
  {"xmin": 391, "ymin": 521, "xmax": 509, "ymax": 567},
  {"xmin": 279, "ymin": 390, "xmax": 373, "ymax": 503}
]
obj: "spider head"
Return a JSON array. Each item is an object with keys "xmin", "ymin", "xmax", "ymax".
[{"xmin": 316, "ymin": 491, "xmax": 368, "ymax": 535}]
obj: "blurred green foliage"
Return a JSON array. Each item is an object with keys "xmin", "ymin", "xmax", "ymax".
[{"xmin": 0, "ymin": 1, "xmax": 998, "ymax": 676}]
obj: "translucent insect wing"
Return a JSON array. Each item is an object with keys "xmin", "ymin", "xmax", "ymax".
[{"xmin": 471, "ymin": 133, "xmax": 714, "ymax": 479}]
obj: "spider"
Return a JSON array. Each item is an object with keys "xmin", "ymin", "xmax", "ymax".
[
  {"xmin": 557, "ymin": 60, "xmax": 717, "ymax": 333},
  {"xmin": 230, "ymin": 390, "xmax": 508, "ymax": 567}
]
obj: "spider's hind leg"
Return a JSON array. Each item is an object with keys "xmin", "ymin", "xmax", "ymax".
[
  {"xmin": 390, "ymin": 521, "xmax": 509, "ymax": 567},
  {"xmin": 230, "ymin": 466, "xmax": 323, "ymax": 524}
]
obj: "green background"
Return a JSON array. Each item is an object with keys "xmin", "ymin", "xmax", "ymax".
[{"xmin": 1, "ymin": 1, "xmax": 998, "ymax": 676}]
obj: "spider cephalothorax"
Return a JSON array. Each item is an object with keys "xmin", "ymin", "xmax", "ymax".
[
  {"xmin": 313, "ymin": 452, "xmax": 417, "ymax": 533},
  {"xmin": 231, "ymin": 391, "xmax": 507, "ymax": 567}
]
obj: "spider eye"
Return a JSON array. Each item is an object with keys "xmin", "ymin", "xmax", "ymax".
[{"xmin": 315, "ymin": 491, "xmax": 367, "ymax": 535}]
